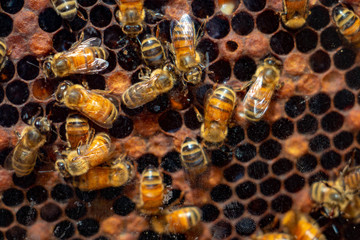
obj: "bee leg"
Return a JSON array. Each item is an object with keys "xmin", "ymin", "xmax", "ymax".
[
  {"xmin": 77, "ymin": 11, "xmax": 86, "ymax": 21},
  {"xmin": 275, "ymin": 81, "xmax": 284, "ymax": 90},
  {"xmin": 193, "ymin": 106, "xmax": 204, "ymax": 123},
  {"xmin": 14, "ymin": 131, "xmax": 21, "ymax": 139},
  {"xmin": 138, "ymin": 67, "xmax": 151, "ymax": 81},
  {"xmin": 146, "ymin": 9, "xmax": 164, "ymax": 21},
  {"xmin": 195, "ymin": 16, "xmax": 208, "ymax": 46}
]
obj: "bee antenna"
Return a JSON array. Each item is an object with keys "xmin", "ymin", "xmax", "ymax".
[{"xmin": 26, "ymin": 61, "xmax": 40, "ymax": 69}]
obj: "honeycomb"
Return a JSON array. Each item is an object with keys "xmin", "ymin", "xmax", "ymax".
[{"xmin": 0, "ymin": 0, "xmax": 360, "ymax": 239}]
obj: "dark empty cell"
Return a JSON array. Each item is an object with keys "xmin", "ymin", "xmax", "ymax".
[
  {"xmin": 0, "ymin": 209, "xmax": 13, "ymax": 227},
  {"xmin": 6, "ymin": 80, "xmax": 29, "ymax": 105},
  {"xmin": 80, "ymin": 75, "xmax": 105, "ymax": 90},
  {"xmin": 308, "ymin": 171, "xmax": 329, "ymax": 185},
  {"xmin": 319, "ymin": 0, "xmax": 338, "ymax": 6},
  {"xmin": 192, "ymin": 0, "xmax": 214, "ymax": 18},
  {"xmin": 323, "ymin": 225, "xmax": 342, "ymax": 240},
  {"xmin": 296, "ymin": 154, "xmax": 317, "ymax": 173},
  {"xmin": 78, "ymin": 0, "xmax": 97, "ymax": 6},
  {"xmin": 158, "ymin": 110, "xmax": 182, "ymax": 133},
  {"xmin": 12, "ymin": 172, "xmax": 36, "ymax": 188},
  {"xmin": 272, "ymin": 158, "xmax": 293, "ymax": 175},
  {"xmin": 226, "ymin": 125, "xmax": 244, "ymax": 146},
  {"xmin": 53, "ymin": 220, "xmax": 75, "ymax": 239},
  {"xmin": 235, "ymin": 143, "xmax": 256, "ymax": 162},
  {"xmin": 139, "ymin": 230, "xmax": 160, "ymax": 240},
  {"xmin": 247, "ymin": 120, "xmax": 270, "ymax": 142},
  {"xmin": 53, "ymin": 29, "xmax": 76, "ymax": 52},
  {"xmin": 201, "ymin": 204, "xmax": 220, "ymax": 222},
  {"xmin": 297, "ymin": 114, "xmax": 318, "ymax": 134},
  {"xmin": 21, "ymin": 103, "xmax": 43, "ymax": 124},
  {"xmin": 309, "ymin": 93, "xmax": 331, "ymax": 114},
  {"xmin": 5, "ymin": 226, "xmax": 26, "ymax": 240},
  {"xmin": 208, "ymin": 59, "xmax": 231, "ymax": 83},
  {"xmin": 2, "ymin": 188, "xmax": 24, "ymax": 206},
  {"xmin": 101, "ymin": 50, "xmax": 116, "ymax": 74},
  {"xmin": 309, "ymin": 134, "xmax": 330, "ymax": 152},
  {"xmin": 285, "ymin": 96, "xmax": 306, "ymax": 118},
  {"xmin": 334, "ymin": 131, "xmax": 353, "ymax": 150},
  {"xmin": 117, "ymin": 45, "xmax": 141, "ymax": 71},
  {"xmin": 164, "ymin": 189, "xmax": 182, "ymax": 207},
  {"xmin": 0, "ymin": 87, "xmax": 3, "ymax": 103},
  {"xmin": 38, "ymin": 8, "xmax": 62, "ymax": 33},
  {"xmin": 113, "ymin": 196, "xmax": 136, "ymax": 216},
  {"xmin": 256, "ymin": 10, "xmax": 279, "ymax": 34},
  {"xmin": 162, "ymin": 234, "xmax": 186, "ymax": 240},
  {"xmin": 77, "ymin": 218, "xmax": 99, "ymax": 237},
  {"xmin": 236, "ymin": 181, "xmax": 256, "ymax": 199},
  {"xmin": 46, "ymin": 101, "xmax": 69, "ymax": 123},
  {"xmin": 346, "ymin": 67, "xmax": 360, "ymax": 90},
  {"xmin": 16, "ymin": 206, "xmax": 37, "ymax": 226},
  {"xmin": 67, "ymin": 7, "xmax": 87, "ymax": 31},
  {"xmin": 104, "ymin": 25, "xmax": 125, "ymax": 49},
  {"xmin": 196, "ymin": 84, "xmax": 213, "ymax": 105},
  {"xmin": 184, "ymin": 108, "xmax": 202, "ymax": 130},
  {"xmin": 231, "ymin": 11, "xmax": 254, "ymax": 36},
  {"xmin": 333, "ymin": 48, "xmax": 356, "ymax": 70},
  {"xmin": 17, "ymin": 55, "xmax": 39, "ymax": 80},
  {"xmin": 46, "ymin": 124, "xmax": 58, "ymax": 145},
  {"xmin": 197, "ymin": 38, "xmax": 219, "ymax": 62},
  {"xmin": 82, "ymin": 27, "xmax": 102, "ymax": 40},
  {"xmin": 206, "ymin": 15, "xmax": 230, "ymax": 39},
  {"xmin": 284, "ymin": 174, "xmax": 305, "ymax": 193},
  {"xmin": 0, "ymin": 148, "xmax": 12, "ymax": 166},
  {"xmin": 1, "ymin": 0, "xmax": 23, "ymax": 14},
  {"xmin": 259, "ymin": 139, "xmax": 282, "ymax": 160},
  {"xmin": 243, "ymin": 0, "xmax": 265, "ymax": 11},
  {"xmin": 161, "ymin": 151, "xmax": 182, "ymax": 173},
  {"xmin": 65, "ymin": 201, "xmax": 86, "ymax": 220},
  {"xmin": 211, "ymin": 145, "xmax": 232, "ymax": 167},
  {"xmin": 271, "ymin": 195, "xmax": 293, "ymax": 213},
  {"xmin": 344, "ymin": 224, "xmax": 360, "ymax": 240},
  {"xmin": 223, "ymin": 164, "xmax": 244, "ymax": 182},
  {"xmin": 90, "ymin": 5, "xmax": 112, "ymax": 28},
  {"xmin": 259, "ymin": 214, "xmax": 276, "ymax": 229},
  {"xmin": 162, "ymin": 173, "xmax": 172, "ymax": 187},
  {"xmin": 51, "ymin": 184, "xmax": 74, "ymax": 202},
  {"xmin": 307, "ymin": 5, "xmax": 330, "ymax": 30},
  {"xmin": 334, "ymin": 89, "xmax": 354, "ymax": 110},
  {"xmin": 321, "ymin": 150, "xmax": 341, "ymax": 170},
  {"xmin": 223, "ymin": 201, "xmax": 244, "ymax": 219},
  {"xmin": 321, "ymin": 26, "xmax": 342, "ymax": 51},
  {"xmin": 321, "ymin": 111, "xmax": 344, "ymax": 132},
  {"xmin": 309, "ymin": 50, "xmax": 331, "ymax": 73},
  {"xmin": 233, "ymin": 57, "xmax": 257, "ymax": 82},
  {"xmin": 137, "ymin": 154, "xmax": 159, "ymax": 173},
  {"xmin": 235, "ymin": 218, "xmax": 256, "ymax": 236},
  {"xmin": 270, "ymin": 31, "xmax": 294, "ymax": 55},
  {"xmin": 210, "ymin": 184, "xmax": 232, "ymax": 202},
  {"xmin": 26, "ymin": 186, "xmax": 48, "ymax": 205},
  {"xmin": 248, "ymin": 161, "xmax": 268, "ymax": 179},
  {"xmin": 226, "ymin": 41, "xmax": 238, "ymax": 52},
  {"xmin": 109, "ymin": 115, "xmax": 133, "ymax": 139},
  {"xmin": 248, "ymin": 198, "xmax": 267, "ymax": 216},
  {"xmin": 211, "ymin": 221, "xmax": 232, "ymax": 239},
  {"xmin": 272, "ymin": 118, "xmax": 294, "ymax": 140},
  {"xmin": 0, "ymin": 60, "xmax": 15, "ymax": 82},
  {"xmin": 260, "ymin": 178, "xmax": 281, "ymax": 196},
  {"xmin": 95, "ymin": 237, "xmax": 110, "ymax": 240},
  {"xmin": 121, "ymin": 102, "xmax": 144, "ymax": 116},
  {"xmin": 296, "ymin": 28, "xmax": 318, "ymax": 53},
  {"xmin": 99, "ymin": 187, "xmax": 123, "ymax": 200}
]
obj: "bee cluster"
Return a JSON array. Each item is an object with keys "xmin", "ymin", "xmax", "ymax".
[{"xmin": 0, "ymin": 0, "xmax": 360, "ymax": 239}]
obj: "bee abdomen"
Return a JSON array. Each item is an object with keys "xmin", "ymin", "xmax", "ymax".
[
  {"xmin": 141, "ymin": 37, "xmax": 165, "ymax": 67},
  {"xmin": 53, "ymin": 0, "xmax": 78, "ymax": 21},
  {"xmin": 0, "ymin": 39, "xmax": 6, "ymax": 70}
]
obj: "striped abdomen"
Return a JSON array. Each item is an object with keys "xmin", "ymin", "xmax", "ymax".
[
  {"xmin": 254, "ymin": 233, "xmax": 294, "ymax": 240},
  {"xmin": 65, "ymin": 114, "xmax": 90, "ymax": 149},
  {"xmin": 52, "ymin": 0, "xmax": 78, "ymax": 21},
  {"xmin": 165, "ymin": 207, "xmax": 201, "ymax": 233},
  {"xmin": 141, "ymin": 35, "xmax": 165, "ymax": 68},
  {"xmin": 205, "ymin": 86, "xmax": 236, "ymax": 124},
  {"xmin": 0, "ymin": 39, "xmax": 7, "ymax": 71},
  {"xmin": 333, "ymin": 6, "xmax": 360, "ymax": 47},
  {"xmin": 71, "ymin": 47, "xmax": 108, "ymax": 71},
  {"xmin": 344, "ymin": 167, "xmax": 360, "ymax": 191},
  {"xmin": 180, "ymin": 137, "xmax": 208, "ymax": 175},
  {"xmin": 83, "ymin": 133, "xmax": 112, "ymax": 168}
]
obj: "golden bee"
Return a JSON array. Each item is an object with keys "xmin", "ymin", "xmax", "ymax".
[
  {"xmin": 251, "ymin": 233, "xmax": 294, "ymax": 240},
  {"xmin": 0, "ymin": 38, "xmax": 8, "ymax": 72},
  {"xmin": 140, "ymin": 34, "xmax": 166, "ymax": 69},
  {"xmin": 72, "ymin": 157, "xmax": 135, "ymax": 191},
  {"xmin": 121, "ymin": 64, "xmax": 176, "ymax": 109},
  {"xmin": 333, "ymin": 5, "xmax": 360, "ymax": 48},
  {"xmin": 201, "ymin": 85, "xmax": 236, "ymax": 147},
  {"xmin": 281, "ymin": 210, "xmax": 326, "ymax": 240},
  {"xmin": 55, "ymin": 81, "xmax": 118, "ymax": 129},
  {"xmin": 281, "ymin": 0, "xmax": 309, "ymax": 29},
  {"xmin": 243, "ymin": 56, "xmax": 282, "ymax": 122},
  {"xmin": 65, "ymin": 114, "xmax": 91, "ymax": 150},
  {"xmin": 55, "ymin": 132, "xmax": 113, "ymax": 176},
  {"xmin": 137, "ymin": 166, "xmax": 165, "ymax": 215},
  {"xmin": 151, "ymin": 207, "xmax": 202, "ymax": 234},
  {"xmin": 171, "ymin": 14, "xmax": 204, "ymax": 85},
  {"xmin": 5, "ymin": 117, "xmax": 51, "ymax": 177},
  {"xmin": 42, "ymin": 36, "xmax": 109, "ymax": 79},
  {"xmin": 115, "ymin": 0, "xmax": 145, "ymax": 36},
  {"xmin": 51, "ymin": 0, "xmax": 79, "ymax": 22}
]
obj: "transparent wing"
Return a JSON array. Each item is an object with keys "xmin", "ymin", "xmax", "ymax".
[
  {"xmin": 4, "ymin": 149, "xmax": 15, "ymax": 170},
  {"xmin": 170, "ymin": 13, "xmax": 195, "ymax": 45},
  {"xmin": 69, "ymin": 37, "xmax": 102, "ymax": 51},
  {"xmin": 69, "ymin": 58, "xmax": 109, "ymax": 75}
]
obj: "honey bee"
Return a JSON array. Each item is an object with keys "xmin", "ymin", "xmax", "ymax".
[
  {"xmin": 72, "ymin": 157, "xmax": 135, "ymax": 191},
  {"xmin": 65, "ymin": 114, "xmax": 91, "ymax": 150},
  {"xmin": 137, "ymin": 165, "xmax": 165, "ymax": 215},
  {"xmin": 5, "ymin": 117, "xmax": 51, "ymax": 177},
  {"xmin": 201, "ymin": 85, "xmax": 236, "ymax": 147},
  {"xmin": 115, "ymin": 0, "xmax": 145, "ymax": 36},
  {"xmin": 0, "ymin": 38, "xmax": 8, "ymax": 72},
  {"xmin": 51, "ymin": 0, "xmax": 79, "ymax": 22},
  {"xmin": 180, "ymin": 137, "xmax": 209, "ymax": 181},
  {"xmin": 243, "ymin": 56, "xmax": 282, "ymax": 122},
  {"xmin": 140, "ymin": 34, "xmax": 166, "ymax": 69},
  {"xmin": 121, "ymin": 64, "xmax": 176, "ymax": 109},
  {"xmin": 55, "ymin": 81, "xmax": 118, "ymax": 129},
  {"xmin": 333, "ymin": 5, "xmax": 360, "ymax": 48},
  {"xmin": 151, "ymin": 207, "xmax": 202, "ymax": 234},
  {"xmin": 281, "ymin": 210, "xmax": 326, "ymax": 240},
  {"xmin": 171, "ymin": 14, "xmax": 204, "ymax": 85},
  {"xmin": 251, "ymin": 233, "xmax": 294, "ymax": 240},
  {"xmin": 281, "ymin": 0, "xmax": 309, "ymax": 29},
  {"xmin": 42, "ymin": 36, "xmax": 109, "ymax": 79},
  {"xmin": 55, "ymin": 132, "xmax": 113, "ymax": 176}
]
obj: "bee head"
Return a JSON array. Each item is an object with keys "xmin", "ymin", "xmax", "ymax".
[
  {"xmin": 184, "ymin": 66, "xmax": 202, "ymax": 85},
  {"xmin": 43, "ymin": 57, "xmax": 56, "ymax": 79},
  {"xmin": 55, "ymin": 159, "xmax": 70, "ymax": 177},
  {"xmin": 264, "ymin": 56, "xmax": 282, "ymax": 69},
  {"xmin": 33, "ymin": 117, "xmax": 51, "ymax": 134},
  {"xmin": 123, "ymin": 24, "xmax": 143, "ymax": 36},
  {"xmin": 55, "ymin": 81, "xmax": 73, "ymax": 103}
]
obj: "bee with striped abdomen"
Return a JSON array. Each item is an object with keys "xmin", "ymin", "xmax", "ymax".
[
  {"xmin": 42, "ymin": 36, "xmax": 109, "ymax": 79},
  {"xmin": 201, "ymin": 85, "xmax": 236, "ymax": 147},
  {"xmin": 55, "ymin": 81, "xmax": 118, "ymax": 129},
  {"xmin": 0, "ymin": 38, "xmax": 8, "ymax": 72},
  {"xmin": 65, "ymin": 114, "xmax": 91, "ymax": 150},
  {"xmin": 51, "ymin": 0, "xmax": 79, "ymax": 22},
  {"xmin": 140, "ymin": 34, "xmax": 166, "ymax": 69},
  {"xmin": 5, "ymin": 117, "xmax": 51, "ymax": 177},
  {"xmin": 333, "ymin": 5, "xmax": 360, "ymax": 48},
  {"xmin": 281, "ymin": 0, "xmax": 309, "ymax": 29},
  {"xmin": 243, "ymin": 56, "xmax": 282, "ymax": 122},
  {"xmin": 251, "ymin": 233, "xmax": 294, "ymax": 240},
  {"xmin": 115, "ymin": 0, "xmax": 145, "ymax": 37}
]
